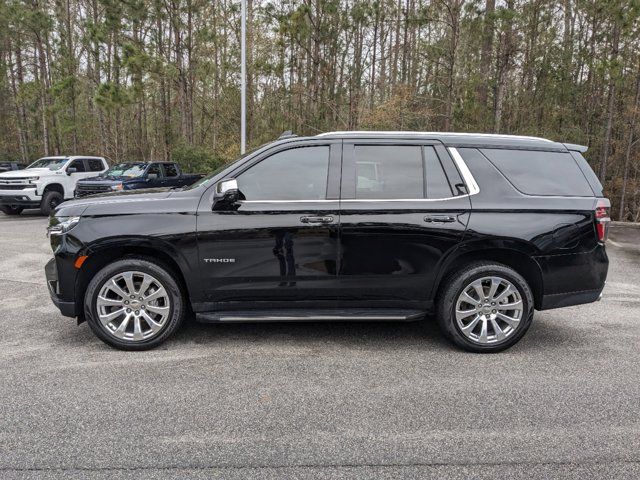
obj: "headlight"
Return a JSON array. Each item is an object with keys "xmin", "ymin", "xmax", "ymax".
[
  {"xmin": 47, "ymin": 216, "xmax": 81, "ymax": 236},
  {"xmin": 27, "ymin": 176, "xmax": 39, "ymax": 184},
  {"xmin": 111, "ymin": 183, "xmax": 124, "ymax": 191}
]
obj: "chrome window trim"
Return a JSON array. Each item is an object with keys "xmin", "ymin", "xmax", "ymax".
[
  {"xmin": 236, "ymin": 146, "xmax": 480, "ymax": 204},
  {"xmin": 448, "ymin": 147, "xmax": 480, "ymax": 196}
]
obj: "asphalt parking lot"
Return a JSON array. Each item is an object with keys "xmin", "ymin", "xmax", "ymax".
[{"xmin": 0, "ymin": 213, "xmax": 639, "ymax": 479}]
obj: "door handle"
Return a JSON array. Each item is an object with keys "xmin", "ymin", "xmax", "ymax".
[
  {"xmin": 424, "ymin": 214, "xmax": 457, "ymax": 223},
  {"xmin": 300, "ymin": 215, "xmax": 334, "ymax": 224}
]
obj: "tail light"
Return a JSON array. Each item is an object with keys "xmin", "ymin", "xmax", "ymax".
[{"xmin": 595, "ymin": 198, "xmax": 611, "ymax": 243}]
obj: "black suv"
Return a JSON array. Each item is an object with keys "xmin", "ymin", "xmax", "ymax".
[{"xmin": 45, "ymin": 132, "xmax": 609, "ymax": 352}]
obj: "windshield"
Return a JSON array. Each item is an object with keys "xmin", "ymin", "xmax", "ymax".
[
  {"xmin": 101, "ymin": 163, "xmax": 147, "ymax": 178},
  {"xmin": 27, "ymin": 158, "xmax": 68, "ymax": 170}
]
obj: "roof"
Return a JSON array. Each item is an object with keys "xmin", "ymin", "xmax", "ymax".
[{"xmin": 315, "ymin": 131, "xmax": 582, "ymax": 152}]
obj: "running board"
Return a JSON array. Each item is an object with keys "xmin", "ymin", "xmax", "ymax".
[{"xmin": 195, "ymin": 309, "xmax": 425, "ymax": 323}]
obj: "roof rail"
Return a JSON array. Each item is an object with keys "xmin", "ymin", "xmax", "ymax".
[{"xmin": 278, "ymin": 130, "xmax": 297, "ymax": 140}]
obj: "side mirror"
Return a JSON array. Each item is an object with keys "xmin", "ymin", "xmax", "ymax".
[
  {"xmin": 147, "ymin": 173, "xmax": 159, "ymax": 181},
  {"xmin": 213, "ymin": 178, "xmax": 240, "ymax": 210},
  {"xmin": 67, "ymin": 167, "xmax": 77, "ymax": 175}
]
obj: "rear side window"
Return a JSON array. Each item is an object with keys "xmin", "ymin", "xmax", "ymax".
[
  {"xmin": 354, "ymin": 145, "xmax": 423, "ymax": 199},
  {"xmin": 569, "ymin": 151, "xmax": 603, "ymax": 196},
  {"xmin": 481, "ymin": 149, "xmax": 594, "ymax": 197},
  {"xmin": 163, "ymin": 164, "xmax": 178, "ymax": 177},
  {"xmin": 88, "ymin": 159, "xmax": 104, "ymax": 172},
  {"xmin": 424, "ymin": 146, "xmax": 453, "ymax": 198}
]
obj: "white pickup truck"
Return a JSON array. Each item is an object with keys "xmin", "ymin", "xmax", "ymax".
[{"xmin": 0, "ymin": 156, "xmax": 108, "ymax": 216}]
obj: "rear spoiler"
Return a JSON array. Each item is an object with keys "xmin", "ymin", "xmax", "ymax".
[{"xmin": 563, "ymin": 143, "xmax": 588, "ymax": 153}]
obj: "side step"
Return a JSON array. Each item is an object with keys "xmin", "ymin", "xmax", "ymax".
[{"xmin": 195, "ymin": 309, "xmax": 426, "ymax": 323}]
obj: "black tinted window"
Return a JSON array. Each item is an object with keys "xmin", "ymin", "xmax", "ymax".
[
  {"xmin": 237, "ymin": 146, "xmax": 329, "ymax": 200},
  {"xmin": 569, "ymin": 151, "xmax": 602, "ymax": 196},
  {"xmin": 148, "ymin": 164, "xmax": 161, "ymax": 176},
  {"xmin": 425, "ymin": 146, "xmax": 453, "ymax": 198},
  {"xmin": 481, "ymin": 149, "xmax": 593, "ymax": 196},
  {"xmin": 68, "ymin": 159, "xmax": 86, "ymax": 172},
  {"xmin": 163, "ymin": 164, "xmax": 178, "ymax": 177},
  {"xmin": 88, "ymin": 159, "xmax": 104, "ymax": 171},
  {"xmin": 354, "ymin": 145, "xmax": 423, "ymax": 199}
]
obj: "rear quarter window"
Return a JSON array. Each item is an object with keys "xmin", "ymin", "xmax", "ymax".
[{"xmin": 480, "ymin": 149, "xmax": 594, "ymax": 197}]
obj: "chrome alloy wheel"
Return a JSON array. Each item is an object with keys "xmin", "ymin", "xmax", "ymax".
[
  {"xmin": 455, "ymin": 276, "xmax": 523, "ymax": 345},
  {"xmin": 96, "ymin": 271, "xmax": 171, "ymax": 342}
]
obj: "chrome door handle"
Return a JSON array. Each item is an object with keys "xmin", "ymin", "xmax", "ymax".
[
  {"xmin": 300, "ymin": 215, "xmax": 334, "ymax": 224},
  {"xmin": 424, "ymin": 215, "xmax": 456, "ymax": 223}
]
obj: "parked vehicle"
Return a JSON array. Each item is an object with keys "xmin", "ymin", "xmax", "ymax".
[
  {"xmin": 45, "ymin": 132, "xmax": 609, "ymax": 352},
  {"xmin": 74, "ymin": 161, "xmax": 204, "ymax": 197},
  {"xmin": 0, "ymin": 156, "xmax": 108, "ymax": 215},
  {"xmin": 0, "ymin": 162, "xmax": 27, "ymax": 173}
]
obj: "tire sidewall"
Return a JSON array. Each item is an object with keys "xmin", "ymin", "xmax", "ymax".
[
  {"xmin": 439, "ymin": 263, "xmax": 534, "ymax": 353},
  {"xmin": 84, "ymin": 258, "xmax": 185, "ymax": 350},
  {"xmin": 40, "ymin": 191, "xmax": 63, "ymax": 216}
]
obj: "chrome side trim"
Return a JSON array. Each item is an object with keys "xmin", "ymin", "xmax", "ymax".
[{"xmin": 448, "ymin": 147, "xmax": 480, "ymax": 196}]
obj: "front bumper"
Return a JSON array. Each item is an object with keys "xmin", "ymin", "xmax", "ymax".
[
  {"xmin": 0, "ymin": 187, "xmax": 40, "ymax": 206},
  {"xmin": 45, "ymin": 257, "xmax": 77, "ymax": 317}
]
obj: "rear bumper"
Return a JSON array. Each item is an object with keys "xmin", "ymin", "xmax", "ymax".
[
  {"xmin": 539, "ymin": 286, "xmax": 603, "ymax": 310},
  {"xmin": 45, "ymin": 258, "xmax": 77, "ymax": 318},
  {"xmin": 535, "ymin": 244, "xmax": 608, "ymax": 310}
]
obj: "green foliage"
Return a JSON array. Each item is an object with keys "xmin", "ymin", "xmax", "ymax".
[{"xmin": 171, "ymin": 143, "xmax": 227, "ymax": 174}]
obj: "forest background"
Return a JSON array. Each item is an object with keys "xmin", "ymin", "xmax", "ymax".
[{"xmin": 1, "ymin": 0, "xmax": 639, "ymax": 219}]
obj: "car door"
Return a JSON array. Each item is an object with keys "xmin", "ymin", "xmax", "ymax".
[
  {"xmin": 65, "ymin": 159, "xmax": 96, "ymax": 198},
  {"xmin": 337, "ymin": 139, "xmax": 472, "ymax": 310},
  {"xmin": 161, "ymin": 163, "xmax": 180, "ymax": 187},
  {"xmin": 146, "ymin": 163, "xmax": 163, "ymax": 187},
  {"xmin": 195, "ymin": 140, "xmax": 342, "ymax": 310}
]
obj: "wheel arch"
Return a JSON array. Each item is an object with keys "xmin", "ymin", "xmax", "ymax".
[
  {"xmin": 74, "ymin": 241, "xmax": 194, "ymax": 321},
  {"xmin": 42, "ymin": 182, "xmax": 65, "ymax": 196},
  {"xmin": 431, "ymin": 242, "xmax": 544, "ymax": 310}
]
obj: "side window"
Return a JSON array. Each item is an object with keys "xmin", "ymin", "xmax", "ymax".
[
  {"xmin": 147, "ymin": 163, "xmax": 161, "ymax": 177},
  {"xmin": 163, "ymin": 163, "xmax": 178, "ymax": 177},
  {"xmin": 481, "ymin": 149, "xmax": 594, "ymax": 196},
  {"xmin": 237, "ymin": 146, "xmax": 329, "ymax": 201},
  {"xmin": 68, "ymin": 159, "xmax": 86, "ymax": 172},
  {"xmin": 88, "ymin": 159, "xmax": 104, "ymax": 172},
  {"xmin": 424, "ymin": 146, "xmax": 453, "ymax": 198},
  {"xmin": 354, "ymin": 145, "xmax": 423, "ymax": 199}
]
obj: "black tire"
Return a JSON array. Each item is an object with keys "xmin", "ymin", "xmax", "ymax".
[
  {"xmin": 0, "ymin": 205, "xmax": 24, "ymax": 215},
  {"xmin": 40, "ymin": 190, "xmax": 64, "ymax": 216},
  {"xmin": 84, "ymin": 257, "xmax": 186, "ymax": 351},
  {"xmin": 437, "ymin": 262, "xmax": 534, "ymax": 353}
]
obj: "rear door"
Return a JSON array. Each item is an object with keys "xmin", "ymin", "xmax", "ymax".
[
  {"xmin": 337, "ymin": 139, "xmax": 472, "ymax": 309},
  {"xmin": 161, "ymin": 163, "xmax": 181, "ymax": 187}
]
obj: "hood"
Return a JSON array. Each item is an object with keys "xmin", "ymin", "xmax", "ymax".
[
  {"xmin": 79, "ymin": 175, "xmax": 142, "ymax": 184},
  {"xmin": 0, "ymin": 168, "xmax": 51, "ymax": 178},
  {"xmin": 55, "ymin": 188, "xmax": 177, "ymax": 217}
]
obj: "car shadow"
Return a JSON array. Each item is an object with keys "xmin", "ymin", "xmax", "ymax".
[{"xmin": 169, "ymin": 315, "xmax": 455, "ymax": 352}]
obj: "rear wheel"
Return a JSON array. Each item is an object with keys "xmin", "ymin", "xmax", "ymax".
[
  {"xmin": 40, "ymin": 190, "xmax": 63, "ymax": 216},
  {"xmin": 84, "ymin": 258, "xmax": 186, "ymax": 350},
  {"xmin": 0, "ymin": 205, "xmax": 24, "ymax": 215},
  {"xmin": 437, "ymin": 262, "xmax": 534, "ymax": 353}
]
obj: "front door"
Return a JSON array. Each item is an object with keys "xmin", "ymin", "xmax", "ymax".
[
  {"xmin": 337, "ymin": 140, "xmax": 472, "ymax": 310},
  {"xmin": 195, "ymin": 140, "xmax": 342, "ymax": 311}
]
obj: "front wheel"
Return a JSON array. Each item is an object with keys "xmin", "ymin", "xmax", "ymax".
[
  {"xmin": 437, "ymin": 262, "xmax": 534, "ymax": 353},
  {"xmin": 0, "ymin": 205, "xmax": 24, "ymax": 215},
  {"xmin": 84, "ymin": 258, "xmax": 186, "ymax": 350},
  {"xmin": 40, "ymin": 190, "xmax": 64, "ymax": 216}
]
